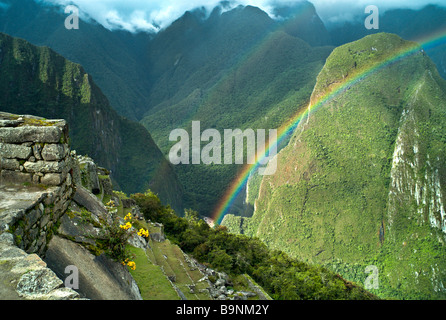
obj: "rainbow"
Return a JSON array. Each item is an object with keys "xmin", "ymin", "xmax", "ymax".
[{"xmin": 211, "ymin": 28, "xmax": 446, "ymax": 225}]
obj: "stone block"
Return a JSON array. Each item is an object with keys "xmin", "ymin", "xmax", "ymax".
[
  {"xmin": 32, "ymin": 174, "xmax": 41, "ymax": 184},
  {"xmin": 0, "ymin": 170, "xmax": 32, "ymax": 184},
  {"xmin": 28, "ymin": 227, "xmax": 39, "ymax": 242},
  {"xmin": 26, "ymin": 209, "xmax": 41, "ymax": 229},
  {"xmin": 40, "ymin": 173, "xmax": 64, "ymax": 186},
  {"xmin": 0, "ymin": 143, "xmax": 32, "ymax": 159},
  {"xmin": 40, "ymin": 213, "xmax": 51, "ymax": 228},
  {"xmin": 0, "ymin": 119, "xmax": 23, "ymax": 127},
  {"xmin": 0, "ymin": 126, "xmax": 62, "ymax": 144},
  {"xmin": 32, "ymin": 144, "xmax": 42, "ymax": 160},
  {"xmin": 23, "ymin": 160, "xmax": 65, "ymax": 173},
  {"xmin": 99, "ymin": 175, "xmax": 113, "ymax": 196},
  {"xmin": 16, "ymin": 268, "xmax": 64, "ymax": 296},
  {"xmin": 0, "ymin": 158, "xmax": 20, "ymax": 170},
  {"xmin": 80, "ymin": 160, "xmax": 100, "ymax": 194},
  {"xmin": 41, "ymin": 144, "xmax": 66, "ymax": 161}
]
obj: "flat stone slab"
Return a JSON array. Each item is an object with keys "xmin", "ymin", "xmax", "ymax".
[
  {"xmin": 0, "ymin": 184, "xmax": 56, "ymax": 231},
  {"xmin": 44, "ymin": 236, "xmax": 142, "ymax": 300},
  {"xmin": 0, "ymin": 185, "xmax": 46, "ymax": 211},
  {"xmin": 0, "ymin": 126, "xmax": 62, "ymax": 144}
]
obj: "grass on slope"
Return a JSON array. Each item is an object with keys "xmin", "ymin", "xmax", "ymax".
[
  {"xmin": 127, "ymin": 246, "xmax": 180, "ymax": 300},
  {"xmin": 111, "ymin": 193, "xmax": 211, "ymax": 300}
]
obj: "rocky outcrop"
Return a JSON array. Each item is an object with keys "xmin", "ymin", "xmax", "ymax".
[
  {"xmin": 44, "ymin": 236, "xmax": 142, "ymax": 300},
  {"xmin": 224, "ymin": 34, "xmax": 446, "ymax": 299},
  {"xmin": 0, "ymin": 112, "xmax": 80, "ymax": 300},
  {"xmin": 182, "ymin": 255, "xmax": 270, "ymax": 301},
  {"xmin": 1, "ymin": 111, "xmax": 266, "ymax": 301},
  {"xmin": 0, "ymin": 184, "xmax": 70, "ymax": 257},
  {"xmin": 0, "ymin": 231, "xmax": 80, "ymax": 300},
  {"xmin": 0, "ymin": 112, "xmax": 144, "ymax": 300},
  {"xmin": 387, "ymin": 78, "xmax": 446, "ymax": 234}
]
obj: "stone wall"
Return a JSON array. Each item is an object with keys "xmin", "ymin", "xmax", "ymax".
[
  {"xmin": 0, "ymin": 112, "xmax": 75, "ymax": 256},
  {"xmin": 0, "ymin": 112, "xmax": 80, "ymax": 300},
  {"xmin": 0, "ymin": 112, "xmax": 72, "ymax": 187}
]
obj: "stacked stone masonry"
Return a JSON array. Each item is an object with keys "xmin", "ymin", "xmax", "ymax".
[
  {"xmin": 0, "ymin": 112, "xmax": 75, "ymax": 256},
  {"xmin": 0, "ymin": 112, "xmax": 79, "ymax": 300},
  {"xmin": 0, "ymin": 112, "xmax": 72, "ymax": 187}
]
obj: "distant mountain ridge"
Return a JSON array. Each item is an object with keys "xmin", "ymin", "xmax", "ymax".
[
  {"xmin": 0, "ymin": 0, "xmax": 153, "ymax": 120},
  {"xmin": 140, "ymin": 2, "xmax": 334, "ymax": 214},
  {"xmin": 0, "ymin": 32, "xmax": 184, "ymax": 213}
]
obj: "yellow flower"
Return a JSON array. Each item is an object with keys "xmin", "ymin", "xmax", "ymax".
[
  {"xmin": 124, "ymin": 213, "xmax": 133, "ymax": 221},
  {"xmin": 120, "ymin": 222, "xmax": 132, "ymax": 230},
  {"xmin": 137, "ymin": 228, "xmax": 149, "ymax": 238},
  {"xmin": 127, "ymin": 261, "xmax": 136, "ymax": 270}
]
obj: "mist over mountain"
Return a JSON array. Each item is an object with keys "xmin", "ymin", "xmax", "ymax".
[
  {"xmin": 33, "ymin": 0, "xmax": 446, "ymax": 33},
  {"xmin": 0, "ymin": 0, "xmax": 153, "ymax": 120},
  {"xmin": 140, "ymin": 2, "xmax": 334, "ymax": 214},
  {"xmin": 0, "ymin": 0, "xmax": 335, "ymax": 215}
]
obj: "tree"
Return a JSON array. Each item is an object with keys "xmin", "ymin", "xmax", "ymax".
[{"xmin": 208, "ymin": 248, "xmax": 233, "ymax": 272}]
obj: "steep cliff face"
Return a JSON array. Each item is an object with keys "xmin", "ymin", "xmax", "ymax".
[
  {"xmin": 386, "ymin": 70, "xmax": 446, "ymax": 234},
  {"xmin": 0, "ymin": 32, "xmax": 184, "ymax": 213},
  {"xmin": 223, "ymin": 33, "xmax": 446, "ymax": 299}
]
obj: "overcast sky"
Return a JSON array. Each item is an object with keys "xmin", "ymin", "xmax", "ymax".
[{"xmin": 38, "ymin": 0, "xmax": 446, "ymax": 32}]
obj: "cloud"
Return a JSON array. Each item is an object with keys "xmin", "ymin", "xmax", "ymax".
[
  {"xmin": 309, "ymin": 0, "xmax": 446, "ymax": 25},
  {"xmin": 37, "ymin": 0, "xmax": 446, "ymax": 32},
  {"xmin": 39, "ymin": 0, "xmax": 224, "ymax": 32}
]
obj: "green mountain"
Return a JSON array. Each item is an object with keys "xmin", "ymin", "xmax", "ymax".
[
  {"xmin": 0, "ymin": 32, "xmax": 184, "ymax": 213},
  {"xmin": 272, "ymin": 1, "xmax": 331, "ymax": 47},
  {"xmin": 141, "ymin": 3, "xmax": 334, "ymax": 215},
  {"xmin": 223, "ymin": 33, "xmax": 446, "ymax": 300}
]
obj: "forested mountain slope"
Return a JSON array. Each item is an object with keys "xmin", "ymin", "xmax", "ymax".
[{"xmin": 223, "ymin": 33, "xmax": 446, "ymax": 299}]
